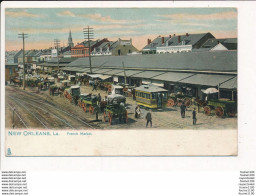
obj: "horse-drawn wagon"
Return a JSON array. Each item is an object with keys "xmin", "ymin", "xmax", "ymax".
[
  {"xmin": 103, "ymin": 94, "xmax": 127, "ymax": 125},
  {"xmin": 203, "ymin": 99, "xmax": 237, "ymax": 117}
]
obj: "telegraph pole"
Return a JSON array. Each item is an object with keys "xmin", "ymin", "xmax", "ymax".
[
  {"xmin": 18, "ymin": 33, "xmax": 28, "ymax": 90},
  {"xmin": 83, "ymin": 26, "xmax": 94, "ymax": 74},
  {"xmin": 54, "ymin": 39, "xmax": 60, "ymax": 72}
]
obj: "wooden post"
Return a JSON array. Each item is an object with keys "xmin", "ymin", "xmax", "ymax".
[
  {"xmin": 218, "ymin": 83, "xmax": 220, "ymax": 99},
  {"xmin": 232, "ymin": 91, "xmax": 234, "ymax": 101}
]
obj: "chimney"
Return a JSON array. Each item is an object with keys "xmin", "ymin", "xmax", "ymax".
[
  {"xmin": 161, "ymin": 37, "xmax": 164, "ymax": 44},
  {"xmin": 169, "ymin": 35, "xmax": 172, "ymax": 38},
  {"xmin": 173, "ymin": 34, "xmax": 176, "ymax": 37},
  {"xmin": 186, "ymin": 33, "xmax": 189, "ymax": 36},
  {"xmin": 178, "ymin": 36, "xmax": 181, "ymax": 43},
  {"xmin": 147, "ymin": 39, "xmax": 151, "ymax": 45}
]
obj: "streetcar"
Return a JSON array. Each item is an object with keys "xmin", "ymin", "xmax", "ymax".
[{"xmin": 135, "ymin": 84, "xmax": 168, "ymax": 109}]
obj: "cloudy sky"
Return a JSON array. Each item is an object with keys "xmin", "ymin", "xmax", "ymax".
[{"xmin": 5, "ymin": 8, "xmax": 237, "ymax": 51}]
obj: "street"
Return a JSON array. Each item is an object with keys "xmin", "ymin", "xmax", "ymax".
[{"xmin": 5, "ymin": 84, "xmax": 237, "ymax": 130}]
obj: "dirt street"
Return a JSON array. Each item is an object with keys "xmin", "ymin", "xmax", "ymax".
[{"xmin": 5, "ymin": 84, "xmax": 237, "ymax": 130}]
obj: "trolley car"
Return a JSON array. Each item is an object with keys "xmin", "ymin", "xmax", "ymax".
[{"xmin": 135, "ymin": 84, "xmax": 168, "ymax": 109}]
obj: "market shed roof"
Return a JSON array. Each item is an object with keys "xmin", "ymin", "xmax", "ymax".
[
  {"xmin": 67, "ymin": 50, "xmax": 237, "ymax": 72},
  {"xmin": 179, "ymin": 74, "xmax": 236, "ymax": 87},
  {"xmin": 132, "ymin": 71, "xmax": 165, "ymax": 79},
  {"xmin": 93, "ymin": 68, "xmax": 113, "ymax": 74},
  {"xmin": 104, "ymin": 69, "xmax": 124, "ymax": 75},
  {"xmin": 114, "ymin": 70, "xmax": 144, "ymax": 77},
  {"xmin": 219, "ymin": 77, "xmax": 237, "ymax": 89},
  {"xmin": 153, "ymin": 72, "xmax": 195, "ymax": 82}
]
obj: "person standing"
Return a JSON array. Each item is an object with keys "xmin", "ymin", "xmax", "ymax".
[
  {"xmin": 146, "ymin": 110, "xmax": 152, "ymax": 128},
  {"xmin": 93, "ymin": 81, "xmax": 97, "ymax": 91},
  {"xmin": 97, "ymin": 93, "xmax": 101, "ymax": 104},
  {"xmin": 135, "ymin": 105, "xmax": 138, "ymax": 118},
  {"xmin": 180, "ymin": 102, "xmax": 186, "ymax": 118},
  {"xmin": 192, "ymin": 108, "xmax": 197, "ymax": 125},
  {"xmin": 136, "ymin": 105, "xmax": 141, "ymax": 119}
]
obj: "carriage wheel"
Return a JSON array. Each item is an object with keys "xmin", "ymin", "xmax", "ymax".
[
  {"xmin": 108, "ymin": 112, "xmax": 112, "ymax": 125},
  {"xmin": 167, "ymin": 99, "xmax": 175, "ymax": 107},
  {"xmin": 83, "ymin": 104, "xmax": 87, "ymax": 112},
  {"xmin": 184, "ymin": 98, "xmax": 191, "ymax": 108},
  {"xmin": 125, "ymin": 110, "xmax": 128, "ymax": 123},
  {"xmin": 89, "ymin": 106, "xmax": 94, "ymax": 114},
  {"xmin": 215, "ymin": 106, "xmax": 224, "ymax": 118},
  {"xmin": 204, "ymin": 106, "xmax": 211, "ymax": 116},
  {"xmin": 78, "ymin": 100, "xmax": 82, "ymax": 107},
  {"xmin": 103, "ymin": 111, "xmax": 107, "ymax": 122}
]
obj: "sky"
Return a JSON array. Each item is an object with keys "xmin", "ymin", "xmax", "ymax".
[{"xmin": 5, "ymin": 8, "xmax": 237, "ymax": 51}]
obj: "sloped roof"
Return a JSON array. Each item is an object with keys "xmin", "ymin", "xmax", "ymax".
[
  {"xmin": 132, "ymin": 71, "xmax": 165, "ymax": 79},
  {"xmin": 179, "ymin": 74, "xmax": 235, "ymax": 87},
  {"xmin": 143, "ymin": 36, "xmax": 169, "ymax": 50},
  {"xmin": 47, "ymin": 57, "xmax": 77, "ymax": 63},
  {"xmin": 81, "ymin": 40, "xmax": 100, "ymax": 47},
  {"xmin": 166, "ymin": 33, "xmax": 210, "ymax": 47},
  {"xmin": 222, "ymin": 38, "xmax": 237, "ymax": 50},
  {"xmin": 219, "ymin": 77, "xmax": 237, "ymax": 89},
  {"xmin": 67, "ymin": 50, "xmax": 237, "ymax": 72},
  {"xmin": 153, "ymin": 72, "xmax": 195, "ymax": 82}
]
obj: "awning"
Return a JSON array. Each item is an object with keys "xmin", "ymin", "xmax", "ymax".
[
  {"xmin": 153, "ymin": 72, "xmax": 195, "ymax": 82},
  {"xmin": 93, "ymin": 69, "xmax": 113, "ymax": 74},
  {"xmin": 179, "ymin": 74, "xmax": 235, "ymax": 87},
  {"xmin": 220, "ymin": 77, "xmax": 237, "ymax": 89},
  {"xmin": 104, "ymin": 69, "xmax": 124, "ymax": 75},
  {"xmin": 131, "ymin": 71, "xmax": 165, "ymax": 79},
  {"xmin": 152, "ymin": 80, "xmax": 164, "ymax": 87},
  {"xmin": 87, "ymin": 74, "xmax": 102, "ymax": 78},
  {"xmin": 114, "ymin": 70, "xmax": 143, "ymax": 77},
  {"xmin": 142, "ymin": 79, "xmax": 151, "ymax": 84},
  {"xmin": 99, "ymin": 75, "xmax": 112, "ymax": 80},
  {"xmin": 76, "ymin": 72, "xmax": 87, "ymax": 76}
]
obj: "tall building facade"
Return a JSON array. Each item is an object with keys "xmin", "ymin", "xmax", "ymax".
[{"xmin": 68, "ymin": 30, "xmax": 74, "ymax": 48}]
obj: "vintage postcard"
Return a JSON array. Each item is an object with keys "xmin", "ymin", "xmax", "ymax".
[{"xmin": 2, "ymin": 5, "xmax": 237, "ymax": 156}]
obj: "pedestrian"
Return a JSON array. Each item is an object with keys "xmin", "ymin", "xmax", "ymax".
[
  {"xmin": 146, "ymin": 110, "xmax": 152, "ymax": 128},
  {"xmin": 180, "ymin": 102, "xmax": 186, "ymax": 118},
  {"xmin": 97, "ymin": 93, "xmax": 101, "ymax": 106},
  {"xmin": 92, "ymin": 82, "xmax": 97, "ymax": 91},
  {"xmin": 136, "ymin": 105, "xmax": 141, "ymax": 119},
  {"xmin": 135, "ymin": 105, "xmax": 138, "ymax": 118},
  {"xmin": 132, "ymin": 88, "xmax": 136, "ymax": 100},
  {"xmin": 192, "ymin": 108, "xmax": 197, "ymax": 125}
]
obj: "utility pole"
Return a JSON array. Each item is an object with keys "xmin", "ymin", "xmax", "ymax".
[
  {"xmin": 83, "ymin": 26, "xmax": 94, "ymax": 74},
  {"xmin": 18, "ymin": 33, "xmax": 28, "ymax": 90},
  {"xmin": 54, "ymin": 39, "xmax": 60, "ymax": 72},
  {"xmin": 122, "ymin": 61, "xmax": 127, "ymax": 86}
]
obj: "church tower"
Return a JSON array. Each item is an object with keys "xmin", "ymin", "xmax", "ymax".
[{"xmin": 68, "ymin": 30, "xmax": 74, "ymax": 47}]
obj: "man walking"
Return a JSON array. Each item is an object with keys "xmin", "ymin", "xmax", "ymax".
[
  {"xmin": 192, "ymin": 108, "xmax": 197, "ymax": 125},
  {"xmin": 146, "ymin": 110, "xmax": 152, "ymax": 128},
  {"xmin": 180, "ymin": 102, "xmax": 186, "ymax": 118},
  {"xmin": 92, "ymin": 82, "xmax": 97, "ymax": 91}
]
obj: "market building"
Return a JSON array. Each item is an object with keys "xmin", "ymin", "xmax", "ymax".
[{"xmin": 60, "ymin": 50, "xmax": 237, "ymax": 101}]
